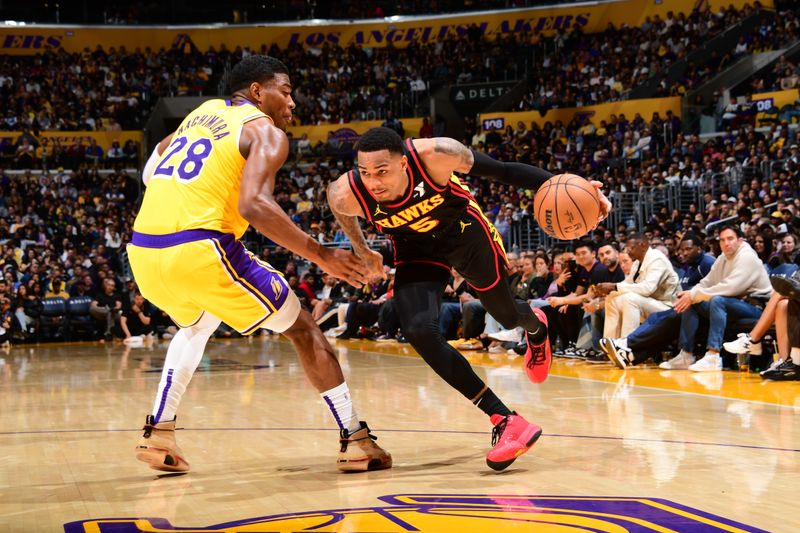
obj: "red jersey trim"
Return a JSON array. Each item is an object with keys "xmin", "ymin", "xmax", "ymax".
[{"xmin": 347, "ymin": 171, "xmax": 373, "ymax": 223}]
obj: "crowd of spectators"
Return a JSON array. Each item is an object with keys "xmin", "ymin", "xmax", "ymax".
[
  {"xmin": 0, "ymin": 166, "xmax": 163, "ymax": 344},
  {"xmin": 0, "ymin": 2, "xmax": 798, "ymax": 383},
  {"xmin": 514, "ymin": 3, "xmax": 766, "ymax": 113},
  {"xmin": 6, "ymin": 2, "xmax": 791, "ymax": 135}
]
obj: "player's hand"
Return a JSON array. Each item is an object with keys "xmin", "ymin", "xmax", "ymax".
[
  {"xmin": 673, "ymin": 291, "xmax": 694, "ymax": 313},
  {"xmin": 589, "ymin": 180, "xmax": 612, "ymax": 224},
  {"xmin": 361, "ymin": 249, "xmax": 387, "ymax": 284},
  {"xmin": 318, "ymin": 248, "xmax": 368, "ymax": 289}
]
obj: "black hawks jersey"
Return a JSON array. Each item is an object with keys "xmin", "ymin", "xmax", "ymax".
[{"xmin": 347, "ymin": 138, "xmax": 476, "ymax": 236}]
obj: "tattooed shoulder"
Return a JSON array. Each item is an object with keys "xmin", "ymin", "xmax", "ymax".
[{"xmin": 434, "ymin": 137, "xmax": 473, "ymax": 167}]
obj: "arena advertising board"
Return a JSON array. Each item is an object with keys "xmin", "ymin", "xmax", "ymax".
[
  {"xmin": 288, "ymin": 117, "xmax": 425, "ymax": 145},
  {"xmin": 0, "ymin": 0, "xmax": 766, "ymax": 55},
  {"xmin": 749, "ymin": 88, "xmax": 800, "ymax": 113},
  {"xmin": 479, "ymin": 96, "xmax": 682, "ymax": 131}
]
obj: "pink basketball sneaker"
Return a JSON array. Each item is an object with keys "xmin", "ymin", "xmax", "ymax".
[
  {"xmin": 514, "ymin": 308, "xmax": 552, "ymax": 383},
  {"xmin": 486, "ymin": 412, "xmax": 542, "ymax": 471}
]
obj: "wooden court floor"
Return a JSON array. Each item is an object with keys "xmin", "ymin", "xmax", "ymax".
[{"xmin": 1, "ymin": 336, "xmax": 799, "ymax": 532}]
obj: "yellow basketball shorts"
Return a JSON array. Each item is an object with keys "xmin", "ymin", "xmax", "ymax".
[{"xmin": 127, "ymin": 229, "xmax": 300, "ymax": 334}]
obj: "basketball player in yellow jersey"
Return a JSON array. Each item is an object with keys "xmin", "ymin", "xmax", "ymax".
[{"xmin": 128, "ymin": 56, "xmax": 391, "ymax": 473}]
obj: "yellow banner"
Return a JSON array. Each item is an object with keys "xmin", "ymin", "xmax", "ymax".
[
  {"xmin": 0, "ymin": 0, "xmax": 766, "ymax": 55},
  {"xmin": 288, "ymin": 118, "xmax": 424, "ymax": 145},
  {"xmin": 480, "ymin": 97, "xmax": 682, "ymax": 131},
  {"xmin": 750, "ymin": 88, "xmax": 800, "ymax": 112},
  {"xmin": 0, "ymin": 131, "xmax": 142, "ymax": 154}
]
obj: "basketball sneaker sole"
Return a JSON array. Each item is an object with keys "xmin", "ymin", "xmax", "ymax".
[{"xmin": 135, "ymin": 445, "xmax": 190, "ymax": 472}]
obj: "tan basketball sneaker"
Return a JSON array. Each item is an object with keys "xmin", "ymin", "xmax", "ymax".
[
  {"xmin": 135, "ymin": 415, "xmax": 190, "ymax": 472},
  {"xmin": 337, "ymin": 421, "xmax": 392, "ymax": 472}
]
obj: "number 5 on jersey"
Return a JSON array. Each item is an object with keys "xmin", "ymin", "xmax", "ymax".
[{"xmin": 153, "ymin": 135, "xmax": 214, "ymax": 183}]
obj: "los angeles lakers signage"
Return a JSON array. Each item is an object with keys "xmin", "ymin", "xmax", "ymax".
[
  {"xmin": 63, "ymin": 493, "xmax": 769, "ymax": 532},
  {"xmin": 1, "ymin": 0, "xmax": 767, "ymax": 55}
]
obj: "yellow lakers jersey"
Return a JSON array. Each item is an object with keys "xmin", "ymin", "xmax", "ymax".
[{"xmin": 134, "ymin": 99, "xmax": 268, "ymax": 238}]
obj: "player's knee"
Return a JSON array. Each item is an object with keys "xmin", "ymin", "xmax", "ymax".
[
  {"xmin": 188, "ymin": 312, "xmax": 221, "ymax": 338},
  {"xmin": 403, "ymin": 316, "xmax": 439, "ymax": 344},
  {"xmin": 708, "ymin": 295, "xmax": 725, "ymax": 311}
]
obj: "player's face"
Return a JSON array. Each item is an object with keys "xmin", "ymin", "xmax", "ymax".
[
  {"xmin": 256, "ymin": 73, "xmax": 295, "ymax": 131},
  {"xmin": 356, "ymin": 150, "xmax": 409, "ymax": 202}
]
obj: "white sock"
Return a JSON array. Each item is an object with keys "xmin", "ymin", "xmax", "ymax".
[
  {"xmin": 321, "ymin": 382, "xmax": 360, "ymax": 434},
  {"xmin": 791, "ymin": 347, "xmax": 800, "ymax": 365},
  {"xmin": 151, "ymin": 316, "xmax": 218, "ymax": 423}
]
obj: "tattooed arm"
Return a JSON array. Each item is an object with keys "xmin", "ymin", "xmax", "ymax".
[
  {"xmin": 411, "ymin": 137, "xmax": 475, "ymax": 185},
  {"xmin": 327, "ymin": 174, "xmax": 387, "ymax": 282},
  {"xmin": 415, "ymin": 136, "xmax": 611, "ymax": 221}
]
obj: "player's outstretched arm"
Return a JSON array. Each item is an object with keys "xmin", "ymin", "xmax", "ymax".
[
  {"xmin": 327, "ymin": 174, "xmax": 386, "ymax": 283},
  {"xmin": 238, "ymin": 120, "xmax": 368, "ymax": 288},
  {"xmin": 414, "ymin": 136, "xmax": 553, "ymax": 190},
  {"xmin": 419, "ymin": 137, "xmax": 611, "ymax": 222}
]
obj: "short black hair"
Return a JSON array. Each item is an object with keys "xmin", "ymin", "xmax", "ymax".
[
  {"xmin": 229, "ymin": 55, "xmax": 289, "ymax": 93},
  {"xmin": 626, "ymin": 231, "xmax": 648, "ymax": 243},
  {"xmin": 680, "ymin": 232, "xmax": 704, "ymax": 248},
  {"xmin": 718, "ymin": 224, "xmax": 744, "ymax": 238},
  {"xmin": 573, "ymin": 240, "xmax": 595, "ymax": 253},
  {"xmin": 355, "ymin": 127, "xmax": 404, "ymax": 155},
  {"xmin": 597, "ymin": 241, "xmax": 619, "ymax": 252}
]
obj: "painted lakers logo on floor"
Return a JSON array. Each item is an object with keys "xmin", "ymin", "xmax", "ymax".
[{"xmin": 64, "ymin": 494, "xmax": 769, "ymax": 532}]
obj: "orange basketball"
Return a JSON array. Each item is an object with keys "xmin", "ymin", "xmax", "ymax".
[{"xmin": 533, "ymin": 174, "xmax": 600, "ymax": 240}]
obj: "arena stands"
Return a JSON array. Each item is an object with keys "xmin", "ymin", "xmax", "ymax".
[{"xmin": 0, "ymin": 1, "xmax": 798, "ymax": 380}]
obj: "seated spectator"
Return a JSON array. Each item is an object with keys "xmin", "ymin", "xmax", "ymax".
[
  {"xmin": 119, "ymin": 292, "xmax": 154, "ymax": 343},
  {"xmin": 312, "ymin": 272, "xmax": 348, "ymax": 323},
  {"xmin": 601, "ymin": 233, "xmax": 716, "ymax": 368},
  {"xmin": 45, "ymin": 278, "xmax": 70, "ymax": 299},
  {"xmin": 759, "ymin": 273, "xmax": 800, "ymax": 379},
  {"xmin": 337, "ymin": 276, "xmax": 390, "ymax": 340},
  {"xmin": 546, "ymin": 241, "xmax": 609, "ymax": 352},
  {"xmin": 90, "ymin": 278, "xmax": 124, "ymax": 341},
  {"xmin": 596, "ymin": 233, "xmax": 680, "ymax": 340},
  {"xmin": 439, "ymin": 269, "xmax": 475, "ymax": 340},
  {"xmin": 666, "ymin": 225, "xmax": 773, "ymax": 372},
  {"xmin": 582, "ymin": 242, "xmax": 626, "ymax": 355}
]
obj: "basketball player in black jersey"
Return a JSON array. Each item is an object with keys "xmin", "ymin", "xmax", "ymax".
[{"xmin": 327, "ymin": 127, "xmax": 610, "ymax": 470}]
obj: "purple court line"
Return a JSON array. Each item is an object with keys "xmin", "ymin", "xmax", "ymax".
[{"xmin": 1, "ymin": 426, "xmax": 798, "ymax": 453}]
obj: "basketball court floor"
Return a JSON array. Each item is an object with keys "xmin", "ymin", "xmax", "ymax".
[{"xmin": 1, "ymin": 335, "xmax": 798, "ymax": 532}]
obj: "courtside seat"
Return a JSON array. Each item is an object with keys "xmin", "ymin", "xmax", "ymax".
[{"xmin": 37, "ymin": 297, "xmax": 68, "ymax": 341}]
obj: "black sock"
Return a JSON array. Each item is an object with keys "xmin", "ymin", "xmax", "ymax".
[
  {"xmin": 527, "ymin": 325, "xmax": 547, "ymax": 345},
  {"xmin": 474, "ymin": 388, "xmax": 512, "ymax": 417}
]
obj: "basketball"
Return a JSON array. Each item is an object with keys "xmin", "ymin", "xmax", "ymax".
[{"xmin": 533, "ymin": 174, "xmax": 600, "ymax": 240}]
